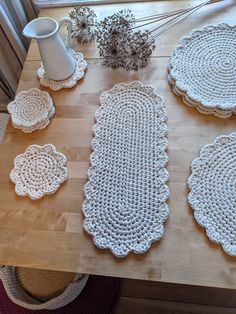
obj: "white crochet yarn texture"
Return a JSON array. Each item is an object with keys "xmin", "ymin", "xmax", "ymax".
[
  {"xmin": 168, "ymin": 23, "xmax": 236, "ymax": 118},
  {"xmin": 188, "ymin": 132, "xmax": 236, "ymax": 256},
  {"xmin": 83, "ymin": 81, "xmax": 169, "ymax": 258},
  {"xmin": 37, "ymin": 49, "xmax": 87, "ymax": 91},
  {"xmin": 0, "ymin": 266, "xmax": 89, "ymax": 310},
  {"xmin": 10, "ymin": 144, "xmax": 68, "ymax": 200},
  {"xmin": 7, "ymin": 88, "xmax": 55, "ymax": 133}
]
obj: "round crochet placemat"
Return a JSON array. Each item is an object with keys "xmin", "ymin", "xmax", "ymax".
[
  {"xmin": 83, "ymin": 81, "xmax": 169, "ymax": 258},
  {"xmin": 169, "ymin": 23, "xmax": 236, "ymax": 118},
  {"xmin": 7, "ymin": 88, "xmax": 55, "ymax": 133},
  {"xmin": 10, "ymin": 144, "xmax": 68, "ymax": 200},
  {"xmin": 37, "ymin": 49, "xmax": 87, "ymax": 91},
  {"xmin": 188, "ymin": 132, "xmax": 236, "ymax": 256}
]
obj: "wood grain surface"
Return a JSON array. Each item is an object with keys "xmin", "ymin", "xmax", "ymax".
[{"xmin": 0, "ymin": 0, "xmax": 236, "ymax": 289}]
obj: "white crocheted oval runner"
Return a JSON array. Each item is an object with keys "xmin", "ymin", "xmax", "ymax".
[
  {"xmin": 10, "ymin": 144, "xmax": 68, "ymax": 200},
  {"xmin": 169, "ymin": 24, "xmax": 236, "ymax": 118},
  {"xmin": 188, "ymin": 132, "xmax": 236, "ymax": 256},
  {"xmin": 83, "ymin": 81, "xmax": 169, "ymax": 258}
]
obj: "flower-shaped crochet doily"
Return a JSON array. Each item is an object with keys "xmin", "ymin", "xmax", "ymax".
[
  {"xmin": 10, "ymin": 144, "xmax": 68, "ymax": 200},
  {"xmin": 169, "ymin": 24, "xmax": 236, "ymax": 118},
  {"xmin": 188, "ymin": 132, "xmax": 236, "ymax": 256},
  {"xmin": 82, "ymin": 81, "xmax": 169, "ymax": 258},
  {"xmin": 7, "ymin": 88, "xmax": 55, "ymax": 133},
  {"xmin": 37, "ymin": 49, "xmax": 87, "ymax": 91}
]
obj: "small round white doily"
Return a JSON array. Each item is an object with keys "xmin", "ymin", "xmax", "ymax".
[
  {"xmin": 188, "ymin": 132, "xmax": 236, "ymax": 256},
  {"xmin": 37, "ymin": 49, "xmax": 87, "ymax": 91},
  {"xmin": 7, "ymin": 88, "xmax": 55, "ymax": 133},
  {"xmin": 83, "ymin": 81, "xmax": 169, "ymax": 258},
  {"xmin": 10, "ymin": 144, "xmax": 68, "ymax": 200},
  {"xmin": 169, "ymin": 24, "xmax": 236, "ymax": 118}
]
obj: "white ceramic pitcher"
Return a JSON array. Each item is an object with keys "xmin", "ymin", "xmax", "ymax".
[{"xmin": 23, "ymin": 17, "xmax": 75, "ymax": 81}]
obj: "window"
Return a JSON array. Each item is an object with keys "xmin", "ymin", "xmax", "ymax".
[{"xmin": 33, "ymin": 0, "xmax": 145, "ymax": 9}]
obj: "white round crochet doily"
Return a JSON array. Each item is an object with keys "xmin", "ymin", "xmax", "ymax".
[
  {"xmin": 169, "ymin": 24, "xmax": 236, "ymax": 118},
  {"xmin": 188, "ymin": 132, "xmax": 236, "ymax": 256},
  {"xmin": 10, "ymin": 144, "xmax": 68, "ymax": 200},
  {"xmin": 37, "ymin": 49, "xmax": 87, "ymax": 91},
  {"xmin": 7, "ymin": 88, "xmax": 55, "ymax": 133},
  {"xmin": 82, "ymin": 81, "xmax": 169, "ymax": 258}
]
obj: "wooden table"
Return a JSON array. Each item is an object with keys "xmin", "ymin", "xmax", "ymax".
[{"xmin": 0, "ymin": 0, "xmax": 236, "ymax": 290}]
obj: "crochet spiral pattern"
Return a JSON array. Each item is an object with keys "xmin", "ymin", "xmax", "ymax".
[
  {"xmin": 169, "ymin": 24, "xmax": 236, "ymax": 118},
  {"xmin": 188, "ymin": 132, "xmax": 236, "ymax": 256},
  {"xmin": 83, "ymin": 81, "xmax": 169, "ymax": 258},
  {"xmin": 7, "ymin": 88, "xmax": 55, "ymax": 133},
  {"xmin": 10, "ymin": 144, "xmax": 68, "ymax": 200}
]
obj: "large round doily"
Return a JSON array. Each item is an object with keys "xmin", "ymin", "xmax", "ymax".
[
  {"xmin": 82, "ymin": 81, "xmax": 169, "ymax": 258},
  {"xmin": 7, "ymin": 88, "xmax": 55, "ymax": 133},
  {"xmin": 10, "ymin": 144, "xmax": 68, "ymax": 200},
  {"xmin": 37, "ymin": 49, "xmax": 87, "ymax": 91},
  {"xmin": 188, "ymin": 132, "xmax": 236, "ymax": 256},
  {"xmin": 169, "ymin": 24, "xmax": 236, "ymax": 118}
]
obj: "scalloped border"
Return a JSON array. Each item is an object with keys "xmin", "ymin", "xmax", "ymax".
[
  {"xmin": 187, "ymin": 132, "xmax": 236, "ymax": 256},
  {"xmin": 82, "ymin": 81, "xmax": 169, "ymax": 258},
  {"xmin": 7, "ymin": 88, "xmax": 55, "ymax": 131},
  {"xmin": 37, "ymin": 49, "xmax": 87, "ymax": 91},
  {"xmin": 10, "ymin": 144, "xmax": 68, "ymax": 200},
  {"xmin": 169, "ymin": 23, "xmax": 236, "ymax": 117}
]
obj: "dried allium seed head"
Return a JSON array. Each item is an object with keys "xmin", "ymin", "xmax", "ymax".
[
  {"xmin": 98, "ymin": 38, "xmax": 125, "ymax": 69},
  {"xmin": 69, "ymin": 6, "xmax": 97, "ymax": 43},
  {"xmin": 96, "ymin": 10, "xmax": 136, "ymax": 69},
  {"xmin": 96, "ymin": 10, "xmax": 155, "ymax": 70},
  {"xmin": 124, "ymin": 30, "xmax": 156, "ymax": 71}
]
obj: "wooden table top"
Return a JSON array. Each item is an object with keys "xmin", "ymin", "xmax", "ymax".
[{"xmin": 1, "ymin": 0, "xmax": 236, "ymax": 289}]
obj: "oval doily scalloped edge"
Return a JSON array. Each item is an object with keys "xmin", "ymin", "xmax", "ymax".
[{"xmin": 82, "ymin": 81, "xmax": 169, "ymax": 258}]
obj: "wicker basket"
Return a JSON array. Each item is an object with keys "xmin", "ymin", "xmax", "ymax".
[{"xmin": 0, "ymin": 266, "xmax": 89, "ymax": 310}]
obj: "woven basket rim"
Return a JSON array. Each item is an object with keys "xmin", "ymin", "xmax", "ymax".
[{"xmin": 0, "ymin": 266, "xmax": 89, "ymax": 310}]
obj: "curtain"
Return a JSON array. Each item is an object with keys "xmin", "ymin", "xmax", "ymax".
[{"xmin": 0, "ymin": 0, "xmax": 38, "ymax": 111}]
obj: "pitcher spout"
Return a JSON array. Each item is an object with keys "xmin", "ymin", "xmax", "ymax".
[
  {"xmin": 22, "ymin": 29, "xmax": 34, "ymax": 39},
  {"xmin": 22, "ymin": 17, "xmax": 59, "ymax": 40}
]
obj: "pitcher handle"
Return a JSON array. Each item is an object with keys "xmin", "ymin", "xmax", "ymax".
[{"xmin": 59, "ymin": 17, "xmax": 73, "ymax": 48}]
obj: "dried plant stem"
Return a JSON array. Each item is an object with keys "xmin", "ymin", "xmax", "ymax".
[
  {"xmin": 133, "ymin": 0, "xmax": 220, "ymax": 23},
  {"xmin": 133, "ymin": 5, "xmax": 198, "ymax": 23},
  {"xmin": 93, "ymin": 0, "xmax": 222, "ymax": 70},
  {"xmin": 149, "ymin": 0, "xmax": 212, "ymax": 40},
  {"xmin": 131, "ymin": 5, "xmax": 199, "ymax": 30}
]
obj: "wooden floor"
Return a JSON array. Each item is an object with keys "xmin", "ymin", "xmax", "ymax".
[{"xmin": 115, "ymin": 279, "xmax": 236, "ymax": 314}]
